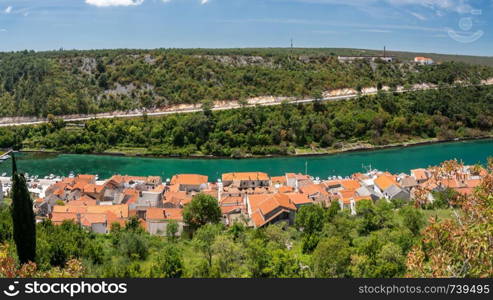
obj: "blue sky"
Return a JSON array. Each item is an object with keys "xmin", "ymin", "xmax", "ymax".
[{"xmin": 0, "ymin": 0, "xmax": 491, "ymax": 55}]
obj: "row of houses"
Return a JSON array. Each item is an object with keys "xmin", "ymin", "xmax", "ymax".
[{"xmin": 33, "ymin": 164, "xmax": 487, "ymax": 235}]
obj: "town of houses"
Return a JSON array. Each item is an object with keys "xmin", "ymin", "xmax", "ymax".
[{"xmin": 0, "ymin": 163, "xmax": 487, "ymax": 236}]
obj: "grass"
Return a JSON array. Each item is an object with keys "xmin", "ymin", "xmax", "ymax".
[
  {"xmin": 421, "ymin": 208, "xmax": 459, "ymax": 222},
  {"xmin": 104, "ymin": 147, "xmax": 149, "ymax": 156}
]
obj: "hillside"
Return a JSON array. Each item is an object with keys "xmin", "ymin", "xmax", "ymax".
[
  {"xmin": 1, "ymin": 85, "xmax": 492, "ymax": 157},
  {"xmin": 0, "ymin": 48, "xmax": 492, "ymax": 118}
]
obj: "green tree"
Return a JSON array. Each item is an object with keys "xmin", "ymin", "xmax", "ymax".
[
  {"xmin": 10, "ymin": 154, "xmax": 36, "ymax": 264},
  {"xmin": 166, "ymin": 220, "xmax": 179, "ymax": 242},
  {"xmin": 118, "ymin": 232, "xmax": 149, "ymax": 260},
  {"xmin": 192, "ymin": 224, "xmax": 222, "ymax": 273},
  {"xmin": 183, "ymin": 193, "xmax": 221, "ymax": 230},
  {"xmin": 295, "ymin": 205, "xmax": 326, "ymax": 253},
  {"xmin": 295, "ymin": 205, "xmax": 325, "ymax": 235},
  {"xmin": 399, "ymin": 206, "xmax": 425, "ymax": 235},
  {"xmin": 150, "ymin": 245, "xmax": 183, "ymax": 278},
  {"xmin": 211, "ymin": 234, "xmax": 245, "ymax": 277},
  {"xmin": 312, "ymin": 236, "xmax": 352, "ymax": 278}
]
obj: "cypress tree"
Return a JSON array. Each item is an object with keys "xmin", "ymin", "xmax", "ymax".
[{"xmin": 10, "ymin": 153, "xmax": 36, "ymax": 264}]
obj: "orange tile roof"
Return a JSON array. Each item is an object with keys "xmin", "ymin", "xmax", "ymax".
[
  {"xmin": 52, "ymin": 205, "xmax": 88, "ymax": 214},
  {"xmin": 51, "ymin": 212, "xmax": 77, "ymax": 224},
  {"xmin": 286, "ymin": 173, "xmax": 311, "ymax": 180},
  {"xmin": 271, "ymin": 176, "xmax": 287, "ymax": 184},
  {"xmin": 171, "ymin": 174, "xmax": 208, "ymax": 186},
  {"xmin": 146, "ymin": 208, "xmax": 165, "ymax": 220},
  {"xmin": 146, "ymin": 208, "xmax": 183, "ymax": 221},
  {"xmin": 411, "ymin": 169, "xmax": 428, "ymax": 181},
  {"xmin": 222, "ymin": 172, "xmax": 270, "ymax": 181},
  {"xmin": 456, "ymin": 187, "xmax": 475, "ymax": 196},
  {"xmin": 150, "ymin": 185, "xmax": 166, "ymax": 193},
  {"xmin": 251, "ymin": 207, "xmax": 293, "ymax": 228},
  {"xmin": 220, "ymin": 196, "xmax": 243, "ymax": 206},
  {"xmin": 123, "ymin": 189, "xmax": 139, "ymax": 204},
  {"xmin": 78, "ymin": 175, "xmax": 96, "ymax": 181},
  {"xmin": 62, "ymin": 178, "xmax": 76, "ymax": 185},
  {"xmin": 68, "ymin": 196, "xmax": 97, "ymax": 206},
  {"xmin": 53, "ymin": 189, "xmax": 65, "ymax": 196},
  {"xmin": 374, "ymin": 175, "xmax": 398, "ymax": 190},
  {"xmin": 221, "ymin": 205, "xmax": 245, "ymax": 214},
  {"xmin": 80, "ymin": 213, "xmax": 107, "ymax": 227},
  {"xmin": 51, "ymin": 211, "xmax": 108, "ymax": 227},
  {"xmin": 286, "ymin": 193, "xmax": 312, "ymax": 205},
  {"xmin": 164, "ymin": 208, "xmax": 183, "ymax": 221},
  {"xmin": 278, "ymin": 186, "xmax": 294, "ymax": 193},
  {"xmin": 340, "ymin": 179, "xmax": 361, "ymax": 190},
  {"xmin": 339, "ymin": 189, "xmax": 356, "ymax": 199},
  {"xmin": 86, "ymin": 205, "xmax": 129, "ymax": 218},
  {"xmin": 440, "ymin": 178, "xmax": 463, "ymax": 189},
  {"xmin": 201, "ymin": 189, "xmax": 218, "ymax": 199},
  {"xmin": 83, "ymin": 184, "xmax": 104, "ymax": 194},
  {"xmin": 105, "ymin": 211, "xmax": 123, "ymax": 228},
  {"xmin": 352, "ymin": 173, "xmax": 370, "ymax": 180},
  {"xmin": 325, "ymin": 179, "xmax": 361, "ymax": 190},
  {"xmin": 300, "ymin": 184, "xmax": 327, "ymax": 196},
  {"xmin": 164, "ymin": 191, "xmax": 191, "ymax": 206},
  {"xmin": 466, "ymin": 179, "xmax": 481, "ymax": 188},
  {"xmin": 251, "ymin": 211, "xmax": 265, "ymax": 227},
  {"xmin": 108, "ymin": 175, "xmax": 148, "ymax": 184},
  {"xmin": 420, "ymin": 178, "xmax": 439, "ymax": 190},
  {"xmin": 249, "ymin": 193, "xmax": 297, "ymax": 217}
]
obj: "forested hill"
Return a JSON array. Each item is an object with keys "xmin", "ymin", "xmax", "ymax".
[{"xmin": 0, "ymin": 48, "xmax": 492, "ymax": 117}]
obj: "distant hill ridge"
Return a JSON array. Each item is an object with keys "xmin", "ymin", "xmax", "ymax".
[{"xmin": 0, "ymin": 48, "xmax": 492, "ymax": 118}]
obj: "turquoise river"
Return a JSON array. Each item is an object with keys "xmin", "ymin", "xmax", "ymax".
[{"xmin": 2, "ymin": 139, "xmax": 493, "ymax": 181}]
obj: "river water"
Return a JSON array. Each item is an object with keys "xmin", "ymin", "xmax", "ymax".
[{"xmin": 1, "ymin": 139, "xmax": 492, "ymax": 181}]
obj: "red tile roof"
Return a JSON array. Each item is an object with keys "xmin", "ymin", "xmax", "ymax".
[
  {"xmin": 171, "ymin": 174, "xmax": 208, "ymax": 186},
  {"xmin": 286, "ymin": 193, "xmax": 313, "ymax": 205},
  {"xmin": 374, "ymin": 175, "xmax": 398, "ymax": 190},
  {"xmin": 222, "ymin": 172, "xmax": 270, "ymax": 181},
  {"xmin": 300, "ymin": 184, "xmax": 327, "ymax": 196},
  {"xmin": 278, "ymin": 186, "xmax": 294, "ymax": 193},
  {"xmin": 411, "ymin": 169, "xmax": 428, "ymax": 181}
]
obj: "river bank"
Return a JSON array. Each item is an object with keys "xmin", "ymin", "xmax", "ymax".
[{"xmin": 19, "ymin": 135, "xmax": 493, "ymax": 160}]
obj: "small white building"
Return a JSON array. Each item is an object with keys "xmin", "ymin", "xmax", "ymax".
[{"xmin": 414, "ymin": 57, "xmax": 434, "ymax": 65}]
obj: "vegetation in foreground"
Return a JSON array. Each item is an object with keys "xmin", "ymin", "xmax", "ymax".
[
  {"xmin": 1, "ymin": 48, "xmax": 492, "ymax": 117},
  {"xmin": 1, "ymin": 85, "xmax": 493, "ymax": 157},
  {"xmin": 1, "ymin": 159, "xmax": 492, "ymax": 278}
]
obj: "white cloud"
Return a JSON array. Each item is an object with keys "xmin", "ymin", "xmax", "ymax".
[
  {"xmin": 0, "ymin": 29, "xmax": 7, "ymax": 32},
  {"xmin": 409, "ymin": 11, "xmax": 427, "ymax": 20},
  {"xmin": 85, "ymin": 0, "xmax": 144, "ymax": 7},
  {"xmin": 4, "ymin": 6, "xmax": 12, "ymax": 13}
]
